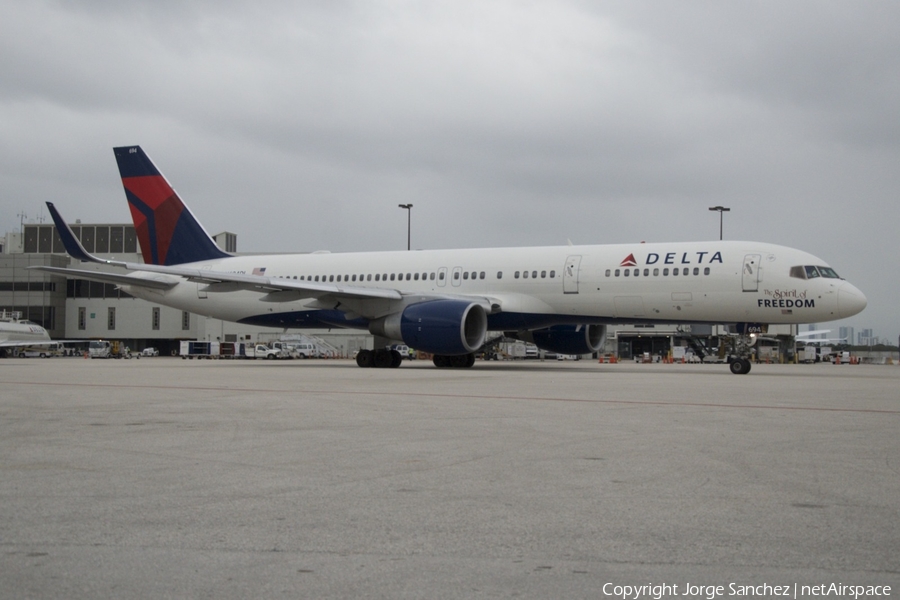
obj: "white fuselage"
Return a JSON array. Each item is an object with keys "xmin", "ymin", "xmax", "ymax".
[
  {"xmin": 0, "ymin": 320, "xmax": 51, "ymax": 345},
  {"xmin": 119, "ymin": 240, "xmax": 867, "ymax": 332}
]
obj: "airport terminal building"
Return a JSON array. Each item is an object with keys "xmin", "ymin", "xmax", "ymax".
[
  {"xmin": 2, "ymin": 220, "xmax": 796, "ymax": 360},
  {"xmin": 0, "ymin": 221, "xmax": 371, "ymax": 357}
]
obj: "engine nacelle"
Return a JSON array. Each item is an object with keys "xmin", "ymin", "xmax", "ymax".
[
  {"xmin": 529, "ymin": 324, "xmax": 606, "ymax": 356},
  {"xmin": 369, "ymin": 300, "xmax": 488, "ymax": 356}
]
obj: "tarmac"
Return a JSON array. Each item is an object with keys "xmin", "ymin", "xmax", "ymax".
[{"xmin": 1, "ymin": 357, "xmax": 899, "ymax": 599}]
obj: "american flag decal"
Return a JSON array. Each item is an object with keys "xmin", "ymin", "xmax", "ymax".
[{"xmin": 252, "ymin": 267, "xmax": 267, "ymax": 276}]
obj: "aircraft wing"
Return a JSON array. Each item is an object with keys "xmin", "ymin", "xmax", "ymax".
[{"xmin": 36, "ymin": 202, "xmax": 503, "ymax": 319}]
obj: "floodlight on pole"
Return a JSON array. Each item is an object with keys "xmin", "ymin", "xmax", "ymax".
[
  {"xmin": 709, "ymin": 206, "xmax": 731, "ymax": 240},
  {"xmin": 398, "ymin": 204, "xmax": 413, "ymax": 250}
]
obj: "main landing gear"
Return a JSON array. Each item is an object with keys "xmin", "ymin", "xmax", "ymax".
[
  {"xmin": 356, "ymin": 349, "xmax": 402, "ymax": 368},
  {"xmin": 432, "ymin": 353, "xmax": 476, "ymax": 368},
  {"xmin": 355, "ymin": 350, "xmax": 477, "ymax": 368}
]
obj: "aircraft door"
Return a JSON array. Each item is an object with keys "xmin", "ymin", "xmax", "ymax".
[
  {"xmin": 451, "ymin": 267, "xmax": 462, "ymax": 287},
  {"xmin": 742, "ymin": 254, "xmax": 761, "ymax": 292},
  {"xmin": 437, "ymin": 267, "xmax": 448, "ymax": 287},
  {"xmin": 563, "ymin": 255, "xmax": 581, "ymax": 294}
]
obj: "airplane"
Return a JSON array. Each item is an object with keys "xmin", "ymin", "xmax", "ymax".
[
  {"xmin": 32, "ymin": 145, "xmax": 867, "ymax": 374},
  {"xmin": 0, "ymin": 310, "xmax": 53, "ymax": 357}
]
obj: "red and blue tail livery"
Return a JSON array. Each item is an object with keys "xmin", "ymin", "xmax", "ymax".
[{"xmin": 113, "ymin": 146, "xmax": 229, "ymax": 266}]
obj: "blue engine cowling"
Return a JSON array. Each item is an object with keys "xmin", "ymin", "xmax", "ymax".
[
  {"xmin": 369, "ymin": 300, "xmax": 488, "ymax": 356},
  {"xmin": 530, "ymin": 324, "xmax": 606, "ymax": 355}
]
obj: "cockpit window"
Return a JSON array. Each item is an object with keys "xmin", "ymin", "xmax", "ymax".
[{"xmin": 791, "ymin": 265, "xmax": 841, "ymax": 280}]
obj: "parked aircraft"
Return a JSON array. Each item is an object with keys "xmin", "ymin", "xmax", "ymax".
[
  {"xmin": 0, "ymin": 311, "xmax": 52, "ymax": 356},
  {"xmin": 33, "ymin": 146, "xmax": 867, "ymax": 373}
]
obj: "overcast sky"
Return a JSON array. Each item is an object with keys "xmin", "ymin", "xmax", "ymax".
[{"xmin": 2, "ymin": 1, "xmax": 898, "ymax": 343}]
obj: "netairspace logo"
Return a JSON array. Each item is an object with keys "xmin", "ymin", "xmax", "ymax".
[{"xmin": 601, "ymin": 582, "xmax": 892, "ymax": 600}]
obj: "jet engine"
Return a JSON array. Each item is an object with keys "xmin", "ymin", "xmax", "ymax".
[
  {"xmin": 521, "ymin": 324, "xmax": 606, "ymax": 356},
  {"xmin": 369, "ymin": 299, "xmax": 488, "ymax": 356}
]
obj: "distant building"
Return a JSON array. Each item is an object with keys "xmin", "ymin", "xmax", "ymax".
[{"xmin": 839, "ymin": 326, "xmax": 855, "ymax": 346}]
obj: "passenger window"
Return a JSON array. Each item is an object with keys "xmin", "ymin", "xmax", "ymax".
[
  {"xmin": 480, "ymin": 272, "xmax": 485, "ymax": 279},
  {"xmin": 605, "ymin": 269, "xmax": 611, "ymax": 277},
  {"xmin": 614, "ymin": 269, "xmax": 620, "ymax": 277},
  {"xmin": 497, "ymin": 271, "xmax": 503, "ymax": 279},
  {"xmin": 653, "ymin": 268, "xmax": 659, "ymax": 276},
  {"xmin": 414, "ymin": 273, "xmax": 419, "ymax": 281},
  {"xmin": 523, "ymin": 271, "xmax": 529, "ymax": 279},
  {"xmin": 624, "ymin": 269, "xmax": 630, "ymax": 276},
  {"xmin": 463, "ymin": 272, "xmax": 469, "ymax": 280},
  {"xmin": 693, "ymin": 268, "xmax": 699, "ymax": 276},
  {"xmin": 515, "ymin": 271, "xmax": 520, "ymax": 279},
  {"xmin": 329, "ymin": 275, "xmax": 335, "ymax": 282},
  {"xmin": 672, "ymin": 269, "xmax": 678, "ymax": 276},
  {"xmin": 634, "ymin": 269, "xmax": 639, "ymax": 277},
  {"xmin": 532, "ymin": 271, "xmax": 537, "ymax": 278},
  {"xmin": 453, "ymin": 271, "xmax": 460, "ymax": 280},
  {"xmin": 644, "ymin": 269, "xmax": 649, "ymax": 276},
  {"xmin": 541, "ymin": 271, "xmax": 546, "ymax": 278},
  {"xmin": 439, "ymin": 272, "xmax": 445, "ymax": 280},
  {"xmin": 683, "ymin": 268, "xmax": 689, "ymax": 276},
  {"xmin": 704, "ymin": 267, "xmax": 710, "ymax": 275},
  {"xmin": 406, "ymin": 273, "xmax": 411, "ymax": 281},
  {"xmin": 390, "ymin": 274, "xmax": 395, "ymax": 281},
  {"xmin": 550, "ymin": 270, "xmax": 555, "ymax": 278},
  {"xmin": 430, "ymin": 273, "xmax": 435, "ymax": 280}
]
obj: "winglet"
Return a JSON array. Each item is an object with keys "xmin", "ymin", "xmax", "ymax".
[{"xmin": 46, "ymin": 202, "xmax": 100, "ymax": 263}]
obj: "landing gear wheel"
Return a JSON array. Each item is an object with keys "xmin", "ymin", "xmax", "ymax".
[
  {"xmin": 439, "ymin": 353, "xmax": 476, "ymax": 368},
  {"xmin": 356, "ymin": 349, "xmax": 374, "ymax": 368},
  {"xmin": 373, "ymin": 349, "xmax": 393, "ymax": 368},
  {"xmin": 729, "ymin": 358, "xmax": 752, "ymax": 375},
  {"xmin": 390, "ymin": 350, "xmax": 403, "ymax": 368},
  {"xmin": 433, "ymin": 355, "xmax": 449, "ymax": 368}
]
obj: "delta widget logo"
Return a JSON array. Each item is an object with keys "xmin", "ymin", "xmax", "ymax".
[{"xmin": 619, "ymin": 254, "xmax": 638, "ymax": 267}]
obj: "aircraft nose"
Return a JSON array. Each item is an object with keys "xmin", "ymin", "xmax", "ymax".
[{"xmin": 838, "ymin": 282, "xmax": 867, "ymax": 318}]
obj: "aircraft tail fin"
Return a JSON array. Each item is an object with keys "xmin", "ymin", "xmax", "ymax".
[{"xmin": 113, "ymin": 146, "xmax": 231, "ymax": 265}]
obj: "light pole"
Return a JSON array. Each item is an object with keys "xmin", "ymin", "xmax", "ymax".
[
  {"xmin": 398, "ymin": 204, "xmax": 413, "ymax": 250},
  {"xmin": 709, "ymin": 206, "xmax": 730, "ymax": 240}
]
